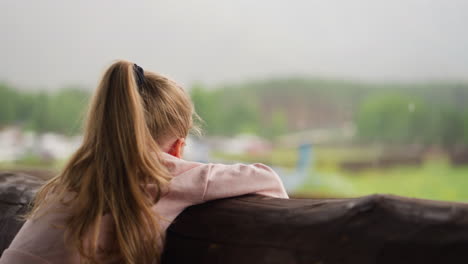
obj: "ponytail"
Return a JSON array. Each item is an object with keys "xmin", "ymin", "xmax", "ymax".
[{"xmin": 31, "ymin": 60, "xmax": 173, "ymax": 264}]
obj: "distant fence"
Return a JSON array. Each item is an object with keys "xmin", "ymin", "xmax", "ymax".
[{"xmin": 2, "ymin": 172, "xmax": 468, "ymax": 264}]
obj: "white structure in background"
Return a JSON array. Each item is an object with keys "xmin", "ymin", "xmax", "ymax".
[
  {"xmin": 278, "ymin": 122, "xmax": 356, "ymax": 146},
  {"xmin": 0, "ymin": 126, "xmax": 82, "ymax": 162},
  {"xmin": 183, "ymin": 134, "xmax": 273, "ymax": 163},
  {"xmin": 0, "ymin": 127, "xmax": 35, "ymax": 162},
  {"xmin": 37, "ymin": 133, "xmax": 82, "ymax": 160},
  {"xmin": 184, "ymin": 136, "xmax": 211, "ymax": 163},
  {"xmin": 215, "ymin": 134, "xmax": 272, "ymax": 156}
]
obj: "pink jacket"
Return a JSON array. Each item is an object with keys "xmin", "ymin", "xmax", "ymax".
[{"xmin": 0, "ymin": 153, "xmax": 288, "ymax": 264}]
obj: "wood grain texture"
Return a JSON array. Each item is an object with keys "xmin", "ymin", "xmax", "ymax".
[
  {"xmin": 0, "ymin": 172, "xmax": 43, "ymax": 254},
  {"xmin": 162, "ymin": 195, "xmax": 468, "ymax": 263}
]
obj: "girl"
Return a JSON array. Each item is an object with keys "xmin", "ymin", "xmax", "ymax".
[{"xmin": 0, "ymin": 60, "xmax": 288, "ymax": 264}]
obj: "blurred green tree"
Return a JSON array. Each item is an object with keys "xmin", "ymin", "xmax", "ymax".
[
  {"xmin": 356, "ymin": 94, "xmax": 428, "ymax": 144},
  {"xmin": 0, "ymin": 83, "xmax": 89, "ymax": 135},
  {"xmin": 190, "ymin": 84, "xmax": 261, "ymax": 137},
  {"xmin": 46, "ymin": 88, "xmax": 89, "ymax": 134},
  {"xmin": 264, "ymin": 110, "xmax": 288, "ymax": 140},
  {"xmin": 0, "ymin": 83, "xmax": 17, "ymax": 126}
]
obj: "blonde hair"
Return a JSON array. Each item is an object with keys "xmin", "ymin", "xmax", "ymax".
[{"xmin": 29, "ymin": 60, "xmax": 197, "ymax": 264}]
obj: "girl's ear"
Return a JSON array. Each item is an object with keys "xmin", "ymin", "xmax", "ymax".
[{"xmin": 168, "ymin": 138, "xmax": 185, "ymax": 158}]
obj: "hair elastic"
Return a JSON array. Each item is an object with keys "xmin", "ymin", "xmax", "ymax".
[{"xmin": 133, "ymin": 64, "xmax": 145, "ymax": 88}]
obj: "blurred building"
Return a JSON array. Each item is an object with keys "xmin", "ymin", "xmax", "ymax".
[{"xmin": 0, "ymin": 126, "xmax": 81, "ymax": 162}]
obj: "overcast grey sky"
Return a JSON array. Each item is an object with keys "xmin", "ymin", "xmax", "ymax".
[{"xmin": 1, "ymin": 0, "xmax": 468, "ymax": 90}]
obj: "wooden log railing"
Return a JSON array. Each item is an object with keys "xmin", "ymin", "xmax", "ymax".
[{"xmin": 1, "ymin": 172, "xmax": 468, "ymax": 263}]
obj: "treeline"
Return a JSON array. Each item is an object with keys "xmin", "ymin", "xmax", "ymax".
[
  {"xmin": 2, "ymin": 79, "xmax": 468, "ymax": 149},
  {"xmin": 0, "ymin": 83, "xmax": 89, "ymax": 135},
  {"xmin": 356, "ymin": 93, "xmax": 468, "ymax": 148},
  {"xmin": 190, "ymin": 84, "xmax": 287, "ymax": 139},
  {"xmin": 192, "ymin": 79, "xmax": 468, "ymax": 148}
]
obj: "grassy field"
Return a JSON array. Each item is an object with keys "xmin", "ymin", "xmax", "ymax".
[
  {"xmin": 297, "ymin": 160, "xmax": 468, "ymax": 202},
  {"xmin": 0, "ymin": 154, "xmax": 63, "ymax": 180},
  {"xmin": 215, "ymin": 147, "xmax": 468, "ymax": 202}
]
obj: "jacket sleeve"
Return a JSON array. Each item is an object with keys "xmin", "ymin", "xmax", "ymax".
[{"xmin": 201, "ymin": 162, "xmax": 289, "ymax": 201}]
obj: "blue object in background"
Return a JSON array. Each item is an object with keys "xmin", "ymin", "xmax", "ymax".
[
  {"xmin": 275, "ymin": 143, "xmax": 313, "ymax": 194},
  {"xmin": 298, "ymin": 143, "xmax": 313, "ymax": 174}
]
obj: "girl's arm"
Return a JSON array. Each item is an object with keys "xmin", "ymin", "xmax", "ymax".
[{"xmin": 201, "ymin": 162, "xmax": 289, "ymax": 201}]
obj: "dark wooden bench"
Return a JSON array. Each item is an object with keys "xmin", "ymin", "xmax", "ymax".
[{"xmin": 1, "ymin": 172, "xmax": 468, "ymax": 263}]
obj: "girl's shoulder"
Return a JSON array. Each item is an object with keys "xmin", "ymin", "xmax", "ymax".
[{"xmin": 3, "ymin": 197, "xmax": 80, "ymax": 264}]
